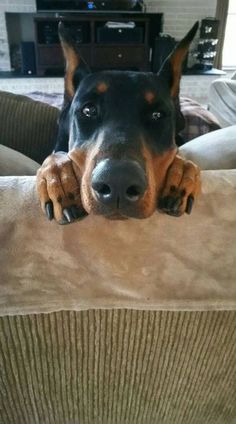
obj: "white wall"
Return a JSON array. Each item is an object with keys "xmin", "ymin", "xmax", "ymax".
[
  {"xmin": 146, "ymin": 0, "xmax": 217, "ymax": 39},
  {"xmin": 0, "ymin": 0, "xmax": 36, "ymax": 71},
  {"xmin": 0, "ymin": 0, "xmax": 217, "ymax": 71}
]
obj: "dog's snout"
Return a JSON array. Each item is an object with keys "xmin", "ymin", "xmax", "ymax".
[{"xmin": 91, "ymin": 159, "xmax": 147, "ymax": 207}]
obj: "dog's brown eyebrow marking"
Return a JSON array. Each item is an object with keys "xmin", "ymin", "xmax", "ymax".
[
  {"xmin": 96, "ymin": 82, "xmax": 109, "ymax": 94},
  {"xmin": 144, "ymin": 91, "xmax": 156, "ymax": 104}
]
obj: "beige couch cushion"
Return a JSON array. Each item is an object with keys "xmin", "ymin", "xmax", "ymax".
[
  {"xmin": 179, "ymin": 125, "xmax": 236, "ymax": 169},
  {"xmin": 0, "ymin": 144, "xmax": 40, "ymax": 176},
  {"xmin": 208, "ymin": 78, "xmax": 236, "ymax": 127}
]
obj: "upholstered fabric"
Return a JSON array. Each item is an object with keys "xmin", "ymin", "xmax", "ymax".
[
  {"xmin": 180, "ymin": 126, "xmax": 236, "ymax": 170},
  {"xmin": 0, "ymin": 91, "xmax": 59, "ymax": 164},
  {"xmin": 179, "ymin": 97, "xmax": 221, "ymax": 143},
  {"xmin": 208, "ymin": 79, "xmax": 236, "ymax": 128},
  {"xmin": 0, "ymin": 309, "xmax": 235, "ymax": 424},
  {"xmin": 1, "ymin": 92, "xmax": 236, "ymax": 424},
  {"xmin": 0, "ymin": 144, "xmax": 40, "ymax": 176},
  {"xmin": 1, "ymin": 170, "xmax": 236, "ymax": 315}
]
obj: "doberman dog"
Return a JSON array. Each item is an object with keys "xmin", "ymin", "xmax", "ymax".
[{"xmin": 37, "ymin": 22, "xmax": 201, "ymax": 224}]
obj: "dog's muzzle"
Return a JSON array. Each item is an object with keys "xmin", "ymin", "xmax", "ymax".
[{"xmin": 91, "ymin": 158, "xmax": 147, "ymax": 214}]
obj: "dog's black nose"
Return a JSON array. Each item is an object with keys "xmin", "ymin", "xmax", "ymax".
[{"xmin": 91, "ymin": 159, "xmax": 147, "ymax": 207}]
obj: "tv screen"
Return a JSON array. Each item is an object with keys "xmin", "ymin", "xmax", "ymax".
[
  {"xmin": 37, "ymin": 1, "xmax": 90, "ymax": 11},
  {"xmin": 36, "ymin": 0, "xmax": 142, "ymax": 12}
]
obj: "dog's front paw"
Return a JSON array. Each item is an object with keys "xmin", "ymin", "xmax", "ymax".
[
  {"xmin": 36, "ymin": 151, "xmax": 87, "ymax": 224},
  {"xmin": 158, "ymin": 155, "xmax": 201, "ymax": 217}
]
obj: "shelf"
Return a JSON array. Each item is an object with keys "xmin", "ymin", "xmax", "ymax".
[
  {"xmin": 37, "ymin": 43, "xmax": 91, "ymax": 47},
  {"xmin": 34, "ymin": 12, "xmax": 163, "ymax": 75}
]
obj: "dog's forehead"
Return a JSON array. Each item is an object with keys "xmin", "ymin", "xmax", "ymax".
[{"xmin": 75, "ymin": 71, "xmax": 169, "ymax": 101}]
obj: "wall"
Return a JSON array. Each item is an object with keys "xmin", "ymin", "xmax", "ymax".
[
  {"xmin": 0, "ymin": 0, "xmax": 217, "ymax": 71},
  {"xmin": 146, "ymin": 0, "xmax": 217, "ymax": 39},
  {"xmin": 0, "ymin": 0, "xmax": 36, "ymax": 71}
]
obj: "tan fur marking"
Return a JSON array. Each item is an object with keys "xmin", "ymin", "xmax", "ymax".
[
  {"xmin": 69, "ymin": 138, "xmax": 105, "ymax": 214},
  {"xmin": 60, "ymin": 41, "xmax": 80, "ymax": 98},
  {"xmin": 144, "ymin": 91, "xmax": 155, "ymax": 104},
  {"xmin": 80, "ymin": 142, "xmax": 104, "ymax": 214},
  {"xmin": 37, "ymin": 152, "xmax": 83, "ymax": 222},
  {"xmin": 68, "ymin": 148, "xmax": 87, "ymax": 174},
  {"xmin": 170, "ymin": 47, "xmax": 188, "ymax": 97},
  {"xmin": 69, "ymin": 141, "xmax": 177, "ymax": 219},
  {"xmin": 96, "ymin": 82, "xmax": 108, "ymax": 94},
  {"xmin": 140, "ymin": 145, "xmax": 177, "ymax": 217},
  {"xmin": 161, "ymin": 154, "xmax": 201, "ymax": 215}
]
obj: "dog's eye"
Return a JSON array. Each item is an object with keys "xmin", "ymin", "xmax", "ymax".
[
  {"xmin": 151, "ymin": 111, "xmax": 163, "ymax": 121},
  {"xmin": 81, "ymin": 103, "xmax": 98, "ymax": 118}
]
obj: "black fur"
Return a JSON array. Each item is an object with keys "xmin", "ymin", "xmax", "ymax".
[{"xmin": 55, "ymin": 22, "xmax": 199, "ymax": 155}]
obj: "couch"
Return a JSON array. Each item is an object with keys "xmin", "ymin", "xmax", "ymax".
[
  {"xmin": 0, "ymin": 91, "xmax": 236, "ymax": 424},
  {"xmin": 208, "ymin": 71, "xmax": 236, "ymax": 128}
]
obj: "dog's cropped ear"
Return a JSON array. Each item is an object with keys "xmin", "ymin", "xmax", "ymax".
[
  {"xmin": 58, "ymin": 22, "xmax": 90, "ymax": 101},
  {"xmin": 158, "ymin": 22, "xmax": 199, "ymax": 98}
]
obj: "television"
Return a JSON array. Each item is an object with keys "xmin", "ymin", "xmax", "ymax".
[{"xmin": 36, "ymin": 0, "xmax": 143, "ymax": 12}]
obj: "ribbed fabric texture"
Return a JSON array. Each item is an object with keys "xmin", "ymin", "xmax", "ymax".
[
  {"xmin": 0, "ymin": 91, "xmax": 59, "ymax": 164},
  {"xmin": 0, "ymin": 310, "xmax": 235, "ymax": 424}
]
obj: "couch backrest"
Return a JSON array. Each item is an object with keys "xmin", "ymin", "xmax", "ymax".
[
  {"xmin": 0, "ymin": 91, "xmax": 59, "ymax": 164},
  {"xmin": 1, "ymin": 172, "xmax": 236, "ymax": 315}
]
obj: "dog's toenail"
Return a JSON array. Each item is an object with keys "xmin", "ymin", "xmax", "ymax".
[
  {"xmin": 186, "ymin": 195, "xmax": 194, "ymax": 214},
  {"xmin": 45, "ymin": 201, "xmax": 54, "ymax": 220},
  {"xmin": 63, "ymin": 208, "xmax": 74, "ymax": 223}
]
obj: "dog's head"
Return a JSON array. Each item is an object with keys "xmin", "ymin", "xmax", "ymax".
[{"xmin": 58, "ymin": 22, "xmax": 198, "ymax": 220}]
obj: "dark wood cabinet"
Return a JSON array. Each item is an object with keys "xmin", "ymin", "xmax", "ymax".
[
  {"xmin": 34, "ymin": 12, "xmax": 163, "ymax": 75},
  {"xmin": 92, "ymin": 45, "xmax": 146, "ymax": 68}
]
